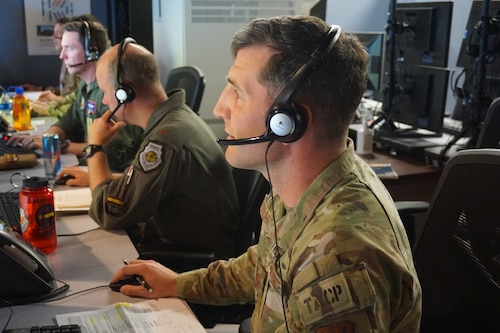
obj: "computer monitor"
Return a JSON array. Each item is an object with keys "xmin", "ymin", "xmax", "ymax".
[
  {"xmin": 389, "ymin": 65, "xmax": 450, "ymax": 135},
  {"xmin": 454, "ymin": 1, "xmax": 500, "ymax": 135},
  {"xmin": 457, "ymin": 0, "xmax": 500, "ymax": 73},
  {"xmin": 394, "ymin": 2, "xmax": 453, "ymax": 68},
  {"xmin": 379, "ymin": 1, "xmax": 453, "ymax": 136},
  {"xmin": 350, "ymin": 32, "xmax": 386, "ymax": 98}
]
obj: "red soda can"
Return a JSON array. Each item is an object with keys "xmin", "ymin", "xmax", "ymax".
[{"xmin": 19, "ymin": 177, "xmax": 57, "ymax": 254}]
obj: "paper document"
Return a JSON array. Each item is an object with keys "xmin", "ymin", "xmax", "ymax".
[
  {"xmin": 54, "ymin": 187, "xmax": 92, "ymax": 211},
  {"xmin": 56, "ymin": 299, "xmax": 206, "ymax": 333}
]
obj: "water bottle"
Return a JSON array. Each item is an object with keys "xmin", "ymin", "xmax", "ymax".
[
  {"xmin": 12, "ymin": 87, "xmax": 31, "ymax": 131},
  {"xmin": 356, "ymin": 115, "xmax": 374, "ymax": 155},
  {"xmin": 0, "ymin": 91, "xmax": 12, "ymax": 125},
  {"xmin": 19, "ymin": 177, "xmax": 57, "ymax": 254}
]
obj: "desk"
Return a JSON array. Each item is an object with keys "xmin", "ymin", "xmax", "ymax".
[
  {"xmin": 0, "ymin": 153, "xmax": 78, "ymax": 192},
  {"xmin": 1, "ymin": 214, "xmax": 139, "ymax": 328},
  {"xmin": 360, "ymin": 149, "xmax": 442, "ymax": 203},
  {"xmin": 1, "ymin": 213, "xmax": 210, "ymax": 332},
  {"xmin": 0, "ymin": 116, "xmax": 79, "ymax": 192},
  {"xmin": 359, "ymin": 149, "xmax": 442, "ymax": 247}
]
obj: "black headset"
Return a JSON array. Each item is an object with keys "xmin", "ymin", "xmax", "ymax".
[
  {"xmin": 218, "ymin": 24, "xmax": 342, "ymax": 146},
  {"xmin": 115, "ymin": 37, "xmax": 137, "ymax": 104},
  {"xmin": 82, "ymin": 20, "xmax": 99, "ymax": 62}
]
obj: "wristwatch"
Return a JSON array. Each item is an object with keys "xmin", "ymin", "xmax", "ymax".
[{"xmin": 83, "ymin": 144, "xmax": 104, "ymax": 158}]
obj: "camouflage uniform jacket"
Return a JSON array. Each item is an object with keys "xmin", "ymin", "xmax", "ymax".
[
  {"xmin": 89, "ymin": 90, "xmax": 240, "ymax": 259},
  {"xmin": 53, "ymin": 79, "xmax": 143, "ymax": 172},
  {"xmin": 176, "ymin": 139, "xmax": 422, "ymax": 332}
]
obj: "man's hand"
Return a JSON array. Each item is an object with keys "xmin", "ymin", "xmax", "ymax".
[
  {"xmin": 38, "ymin": 91, "xmax": 62, "ymax": 103},
  {"xmin": 110, "ymin": 259, "xmax": 179, "ymax": 299},
  {"xmin": 56, "ymin": 166, "xmax": 90, "ymax": 187},
  {"xmin": 7, "ymin": 134, "xmax": 42, "ymax": 150},
  {"xmin": 88, "ymin": 109, "xmax": 126, "ymax": 145}
]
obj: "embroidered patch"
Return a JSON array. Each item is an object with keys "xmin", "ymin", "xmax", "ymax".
[
  {"xmin": 87, "ymin": 100, "xmax": 97, "ymax": 115},
  {"xmin": 106, "ymin": 196, "xmax": 124, "ymax": 207},
  {"xmin": 297, "ymin": 272, "xmax": 356, "ymax": 326},
  {"xmin": 316, "ymin": 321, "xmax": 355, "ymax": 333},
  {"xmin": 139, "ymin": 142, "xmax": 162, "ymax": 172}
]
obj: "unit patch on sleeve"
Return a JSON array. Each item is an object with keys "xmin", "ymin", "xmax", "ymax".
[
  {"xmin": 139, "ymin": 142, "xmax": 162, "ymax": 172},
  {"xmin": 297, "ymin": 272, "xmax": 356, "ymax": 326}
]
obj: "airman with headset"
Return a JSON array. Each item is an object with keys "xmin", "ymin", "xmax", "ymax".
[
  {"xmin": 57, "ymin": 37, "xmax": 240, "ymax": 270},
  {"xmin": 110, "ymin": 15, "xmax": 422, "ymax": 332},
  {"xmin": 8, "ymin": 14, "xmax": 143, "ymax": 173}
]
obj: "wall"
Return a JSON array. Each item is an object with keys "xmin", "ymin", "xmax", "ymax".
[
  {"xmin": 0, "ymin": 0, "xmax": 151, "ymax": 89},
  {"xmin": 0, "ymin": 1, "xmax": 59, "ymax": 88},
  {"xmin": 152, "ymin": 0, "xmax": 302, "ymax": 138}
]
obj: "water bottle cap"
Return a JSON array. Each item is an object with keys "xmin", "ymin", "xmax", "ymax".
[
  {"xmin": 15, "ymin": 87, "xmax": 24, "ymax": 95},
  {"xmin": 23, "ymin": 177, "xmax": 49, "ymax": 188}
]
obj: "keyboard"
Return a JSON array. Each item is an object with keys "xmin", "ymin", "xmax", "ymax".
[
  {"xmin": 0, "ymin": 138, "xmax": 36, "ymax": 157},
  {"xmin": 3, "ymin": 324, "xmax": 82, "ymax": 333},
  {"xmin": 0, "ymin": 191, "xmax": 21, "ymax": 233}
]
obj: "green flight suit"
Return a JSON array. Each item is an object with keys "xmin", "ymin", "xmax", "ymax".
[{"xmin": 89, "ymin": 90, "xmax": 240, "ymax": 260}]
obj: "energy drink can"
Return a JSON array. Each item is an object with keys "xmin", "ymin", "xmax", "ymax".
[{"xmin": 43, "ymin": 133, "xmax": 61, "ymax": 178}]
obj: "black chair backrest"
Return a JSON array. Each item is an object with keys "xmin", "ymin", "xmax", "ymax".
[
  {"xmin": 165, "ymin": 65, "xmax": 206, "ymax": 114},
  {"xmin": 231, "ymin": 168, "xmax": 269, "ymax": 255},
  {"xmin": 477, "ymin": 96, "xmax": 500, "ymax": 148},
  {"xmin": 413, "ymin": 149, "xmax": 500, "ymax": 332}
]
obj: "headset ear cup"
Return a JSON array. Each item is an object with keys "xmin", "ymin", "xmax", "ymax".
[
  {"xmin": 115, "ymin": 84, "xmax": 135, "ymax": 103},
  {"xmin": 267, "ymin": 105, "xmax": 307, "ymax": 143},
  {"xmin": 83, "ymin": 20, "xmax": 99, "ymax": 62},
  {"xmin": 115, "ymin": 38, "xmax": 137, "ymax": 104}
]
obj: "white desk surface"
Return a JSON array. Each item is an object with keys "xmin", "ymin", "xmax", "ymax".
[
  {"xmin": 0, "ymin": 212, "xmax": 239, "ymax": 332},
  {"xmin": 1, "ymin": 214, "xmax": 140, "ymax": 328},
  {"xmin": 0, "ymin": 117, "xmax": 239, "ymax": 332}
]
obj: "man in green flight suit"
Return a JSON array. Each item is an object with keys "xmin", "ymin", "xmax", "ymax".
[
  {"xmin": 9, "ymin": 15, "xmax": 142, "ymax": 172},
  {"xmin": 58, "ymin": 38, "xmax": 240, "ymax": 270}
]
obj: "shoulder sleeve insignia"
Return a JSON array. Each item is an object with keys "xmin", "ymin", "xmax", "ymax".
[
  {"xmin": 297, "ymin": 272, "xmax": 356, "ymax": 326},
  {"xmin": 139, "ymin": 142, "xmax": 163, "ymax": 172}
]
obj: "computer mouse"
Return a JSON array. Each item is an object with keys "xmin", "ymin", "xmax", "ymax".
[
  {"xmin": 109, "ymin": 275, "xmax": 142, "ymax": 292},
  {"xmin": 55, "ymin": 174, "xmax": 75, "ymax": 186}
]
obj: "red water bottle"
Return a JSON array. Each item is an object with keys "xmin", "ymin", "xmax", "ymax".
[{"xmin": 19, "ymin": 177, "xmax": 57, "ymax": 254}]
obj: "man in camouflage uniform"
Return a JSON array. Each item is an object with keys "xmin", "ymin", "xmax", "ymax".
[
  {"xmin": 111, "ymin": 15, "xmax": 422, "ymax": 332},
  {"xmin": 9, "ymin": 15, "xmax": 142, "ymax": 172}
]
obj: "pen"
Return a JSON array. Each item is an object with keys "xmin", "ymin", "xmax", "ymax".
[{"xmin": 122, "ymin": 258, "xmax": 153, "ymax": 293}]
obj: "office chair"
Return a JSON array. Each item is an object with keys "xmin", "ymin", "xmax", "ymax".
[
  {"xmin": 476, "ymin": 96, "xmax": 500, "ymax": 148},
  {"xmin": 412, "ymin": 148, "xmax": 500, "ymax": 332},
  {"xmin": 400, "ymin": 95, "xmax": 500, "ymax": 245},
  {"xmin": 165, "ymin": 65, "xmax": 206, "ymax": 114}
]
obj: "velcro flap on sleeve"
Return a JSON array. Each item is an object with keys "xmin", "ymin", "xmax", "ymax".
[{"xmin": 293, "ymin": 262, "xmax": 376, "ymax": 327}]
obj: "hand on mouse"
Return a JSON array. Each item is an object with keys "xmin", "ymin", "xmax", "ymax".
[
  {"xmin": 110, "ymin": 259, "xmax": 178, "ymax": 299},
  {"xmin": 56, "ymin": 167, "xmax": 90, "ymax": 187},
  {"xmin": 55, "ymin": 173, "xmax": 75, "ymax": 186}
]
